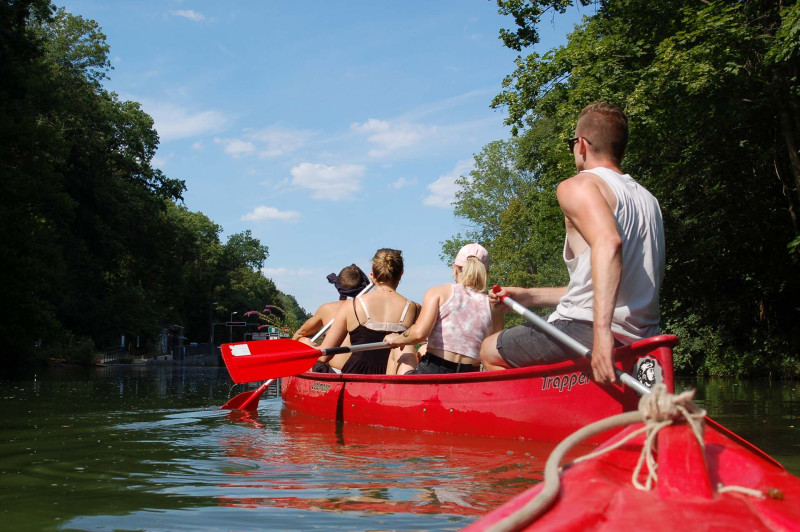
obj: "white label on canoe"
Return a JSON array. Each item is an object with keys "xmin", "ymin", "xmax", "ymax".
[{"xmin": 230, "ymin": 344, "xmax": 252, "ymax": 357}]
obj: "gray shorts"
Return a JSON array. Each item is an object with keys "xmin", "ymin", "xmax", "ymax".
[{"xmin": 496, "ymin": 319, "xmax": 599, "ymax": 368}]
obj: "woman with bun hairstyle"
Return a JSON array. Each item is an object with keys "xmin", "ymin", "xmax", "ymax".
[
  {"xmin": 384, "ymin": 243, "xmax": 503, "ymax": 374},
  {"xmin": 317, "ymin": 248, "xmax": 419, "ymax": 375}
]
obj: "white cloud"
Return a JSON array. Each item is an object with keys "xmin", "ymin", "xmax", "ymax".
[
  {"xmin": 214, "ymin": 137, "xmax": 256, "ymax": 158},
  {"xmin": 171, "ymin": 10, "xmax": 205, "ymax": 22},
  {"xmin": 388, "ymin": 177, "xmax": 418, "ymax": 190},
  {"xmin": 216, "ymin": 126, "xmax": 312, "ymax": 159},
  {"xmin": 151, "ymin": 156, "xmax": 168, "ymax": 169},
  {"xmin": 262, "ymin": 267, "xmax": 315, "ymax": 279},
  {"xmin": 351, "ymin": 118, "xmax": 435, "ymax": 157},
  {"xmin": 241, "ymin": 206, "xmax": 300, "ymax": 223},
  {"xmin": 251, "ymin": 127, "xmax": 312, "ymax": 158},
  {"xmin": 400, "ymin": 88, "xmax": 495, "ymax": 122},
  {"xmin": 423, "ymin": 159, "xmax": 474, "ymax": 209},
  {"xmin": 191, "ymin": 141, "xmax": 204, "ymax": 151},
  {"xmin": 290, "ymin": 162, "xmax": 365, "ymax": 201},
  {"xmin": 260, "ymin": 266, "xmax": 319, "ymax": 312},
  {"xmin": 146, "ymin": 102, "xmax": 228, "ymax": 141}
]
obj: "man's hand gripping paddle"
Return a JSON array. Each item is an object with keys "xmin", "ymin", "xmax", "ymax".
[{"xmin": 491, "ymin": 284, "xmax": 782, "ymax": 467}]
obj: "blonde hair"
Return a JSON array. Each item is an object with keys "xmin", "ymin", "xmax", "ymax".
[
  {"xmin": 456, "ymin": 256, "xmax": 488, "ymax": 292},
  {"xmin": 371, "ymin": 248, "xmax": 404, "ymax": 284}
]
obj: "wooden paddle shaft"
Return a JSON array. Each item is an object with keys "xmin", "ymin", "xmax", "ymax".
[{"xmin": 497, "ymin": 290, "xmax": 652, "ymax": 397}]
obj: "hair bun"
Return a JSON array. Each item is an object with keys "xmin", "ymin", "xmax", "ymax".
[{"xmin": 371, "ymin": 248, "xmax": 404, "ymax": 283}]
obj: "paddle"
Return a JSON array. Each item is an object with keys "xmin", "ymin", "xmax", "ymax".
[
  {"xmin": 221, "ymin": 282, "xmax": 374, "ymax": 410},
  {"xmin": 221, "ymin": 378, "xmax": 276, "ymax": 410},
  {"xmin": 309, "ymin": 280, "xmax": 374, "ymax": 344},
  {"xmin": 492, "ymin": 285, "xmax": 784, "ymax": 467},
  {"xmin": 219, "ymin": 339, "xmax": 389, "ymax": 410},
  {"xmin": 491, "ymin": 285, "xmax": 650, "ymax": 396}
]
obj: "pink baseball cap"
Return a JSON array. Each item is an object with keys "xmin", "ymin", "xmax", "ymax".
[{"xmin": 454, "ymin": 243, "xmax": 490, "ymax": 269}]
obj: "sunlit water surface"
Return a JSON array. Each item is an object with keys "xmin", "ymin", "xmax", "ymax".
[{"xmin": 0, "ymin": 366, "xmax": 796, "ymax": 531}]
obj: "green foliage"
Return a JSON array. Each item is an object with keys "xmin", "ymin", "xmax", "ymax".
[
  {"xmin": 35, "ymin": 7, "xmax": 111, "ymax": 85},
  {"xmin": 0, "ymin": 2, "xmax": 307, "ymax": 365},
  {"xmin": 62, "ymin": 334, "xmax": 97, "ymax": 365},
  {"xmin": 1, "ymin": 0, "xmax": 68, "ymax": 365},
  {"xmin": 495, "ymin": 0, "xmax": 578, "ymax": 52},
  {"xmin": 476, "ymin": 0, "xmax": 800, "ymax": 376},
  {"xmin": 445, "ymin": 123, "xmax": 568, "ymax": 292}
]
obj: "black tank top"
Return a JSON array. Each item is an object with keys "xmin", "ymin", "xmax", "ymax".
[
  {"xmin": 341, "ymin": 297, "xmax": 414, "ymax": 374},
  {"xmin": 341, "ymin": 326, "xmax": 391, "ymax": 374}
]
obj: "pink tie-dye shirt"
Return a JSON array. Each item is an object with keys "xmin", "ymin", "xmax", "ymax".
[{"xmin": 426, "ymin": 283, "xmax": 493, "ymax": 360}]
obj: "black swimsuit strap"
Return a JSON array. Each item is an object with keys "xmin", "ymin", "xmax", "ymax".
[{"xmin": 353, "ymin": 297, "xmax": 365, "ymax": 327}]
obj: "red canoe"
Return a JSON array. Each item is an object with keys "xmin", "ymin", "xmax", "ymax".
[
  {"xmin": 280, "ymin": 335, "xmax": 677, "ymax": 443},
  {"xmin": 465, "ymin": 420, "xmax": 800, "ymax": 531}
]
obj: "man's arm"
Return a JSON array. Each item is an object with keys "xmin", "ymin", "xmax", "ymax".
[
  {"xmin": 292, "ymin": 314, "xmax": 324, "ymax": 340},
  {"xmin": 292, "ymin": 301, "xmax": 338, "ymax": 340},
  {"xmin": 557, "ymin": 175, "xmax": 622, "ymax": 384},
  {"xmin": 488, "ymin": 285, "xmax": 567, "ymax": 308}
]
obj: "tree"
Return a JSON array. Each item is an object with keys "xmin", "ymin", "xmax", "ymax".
[
  {"xmin": 0, "ymin": 2, "xmax": 308, "ymax": 364},
  {"xmin": 481, "ymin": 0, "xmax": 800, "ymax": 375},
  {"xmin": 445, "ymin": 123, "xmax": 567, "ymax": 291},
  {"xmin": 0, "ymin": 0, "xmax": 70, "ymax": 364}
]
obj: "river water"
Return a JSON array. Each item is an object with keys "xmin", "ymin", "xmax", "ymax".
[{"xmin": 0, "ymin": 365, "xmax": 797, "ymax": 531}]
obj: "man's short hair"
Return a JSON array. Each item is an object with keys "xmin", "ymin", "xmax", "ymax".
[
  {"xmin": 576, "ymin": 102, "xmax": 628, "ymax": 164},
  {"xmin": 338, "ymin": 265, "xmax": 363, "ymax": 290}
]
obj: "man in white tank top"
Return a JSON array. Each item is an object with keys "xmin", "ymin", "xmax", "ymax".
[{"xmin": 480, "ymin": 102, "xmax": 665, "ymax": 385}]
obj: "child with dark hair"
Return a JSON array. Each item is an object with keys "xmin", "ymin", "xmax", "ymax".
[{"xmin": 292, "ymin": 264, "xmax": 370, "ymax": 343}]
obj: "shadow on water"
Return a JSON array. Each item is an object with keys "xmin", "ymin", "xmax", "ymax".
[{"xmin": 0, "ymin": 366, "xmax": 796, "ymax": 531}]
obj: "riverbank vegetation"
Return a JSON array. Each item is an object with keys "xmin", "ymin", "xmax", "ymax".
[
  {"xmin": 446, "ymin": 0, "xmax": 800, "ymax": 377},
  {"xmin": 1, "ymin": 2, "xmax": 307, "ymax": 366},
  {"xmin": 4, "ymin": 1, "xmax": 798, "ymax": 376}
]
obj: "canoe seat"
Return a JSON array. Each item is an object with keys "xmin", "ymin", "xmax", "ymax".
[{"xmin": 614, "ymin": 334, "xmax": 678, "ymax": 358}]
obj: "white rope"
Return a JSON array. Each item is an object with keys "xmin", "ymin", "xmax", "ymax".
[
  {"xmin": 484, "ymin": 410, "xmax": 641, "ymax": 532},
  {"xmin": 486, "ymin": 384, "xmax": 771, "ymax": 532},
  {"xmin": 486, "ymin": 385, "xmax": 704, "ymax": 532},
  {"xmin": 631, "ymin": 385, "xmax": 707, "ymax": 491},
  {"xmin": 717, "ymin": 483, "xmax": 765, "ymax": 498}
]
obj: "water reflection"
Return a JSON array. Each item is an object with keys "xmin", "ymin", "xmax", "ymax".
[
  {"xmin": 678, "ymin": 377, "xmax": 800, "ymax": 474},
  {"xmin": 0, "ymin": 367, "xmax": 796, "ymax": 531},
  {"xmin": 215, "ymin": 408, "xmax": 567, "ymax": 519}
]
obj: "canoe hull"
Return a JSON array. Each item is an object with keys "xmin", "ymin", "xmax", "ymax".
[
  {"xmin": 465, "ymin": 422, "xmax": 800, "ymax": 531},
  {"xmin": 281, "ymin": 335, "xmax": 676, "ymax": 442}
]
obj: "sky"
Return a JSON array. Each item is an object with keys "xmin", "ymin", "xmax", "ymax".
[{"xmin": 57, "ymin": 1, "xmax": 585, "ymax": 315}]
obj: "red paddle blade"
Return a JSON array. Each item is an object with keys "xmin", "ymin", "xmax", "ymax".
[
  {"xmin": 221, "ymin": 389, "xmax": 262, "ymax": 410},
  {"xmin": 220, "ymin": 379, "xmax": 275, "ymax": 410},
  {"xmin": 221, "ymin": 339, "xmax": 321, "ymax": 383}
]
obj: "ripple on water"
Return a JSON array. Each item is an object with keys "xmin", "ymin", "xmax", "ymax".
[{"xmin": 2, "ymin": 368, "xmax": 795, "ymax": 531}]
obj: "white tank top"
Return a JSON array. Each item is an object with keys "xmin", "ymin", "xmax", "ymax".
[{"xmin": 549, "ymin": 167, "xmax": 665, "ymax": 342}]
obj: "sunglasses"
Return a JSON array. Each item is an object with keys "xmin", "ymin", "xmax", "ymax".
[{"xmin": 566, "ymin": 137, "xmax": 592, "ymax": 152}]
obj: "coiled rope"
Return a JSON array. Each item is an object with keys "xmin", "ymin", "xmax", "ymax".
[{"xmin": 485, "ymin": 384, "xmax": 709, "ymax": 532}]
